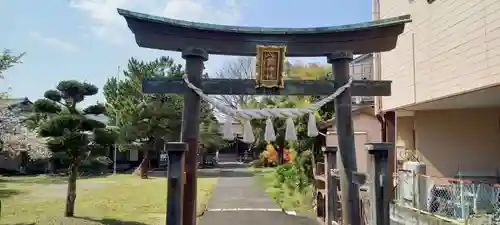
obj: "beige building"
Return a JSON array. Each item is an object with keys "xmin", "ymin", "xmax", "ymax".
[
  {"xmin": 351, "ymin": 54, "xmax": 376, "ymax": 105},
  {"xmin": 376, "ymin": 0, "xmax": 500, "ymax": 178},
  {"xmin": 322, "ymin": 106, "xmax": 381, "ymax": 174}
]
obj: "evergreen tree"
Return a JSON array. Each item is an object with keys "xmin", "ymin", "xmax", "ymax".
[
  {"xmin": 35, "ymin": 80, "xmax": 116, "ymax": 217},
  {"xmin": 104, "ymin": 56, "xmax": 222, "ymax": 178}
]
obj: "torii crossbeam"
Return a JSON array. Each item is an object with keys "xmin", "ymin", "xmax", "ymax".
[{"xmin": 142, "ymin": 77, "xmax": 391, "ymax": 96}]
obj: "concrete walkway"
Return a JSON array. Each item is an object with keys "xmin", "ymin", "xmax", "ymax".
[{"xmin": 198, "ymin": 163, "xmax": 318, "ymax": 225}]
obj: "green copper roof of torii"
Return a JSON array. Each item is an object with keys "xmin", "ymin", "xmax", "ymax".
[
  {"xmin": 117, "ymin": 9, "xmax": 411, "ymax": 56},
  {"xmin": 117, "ymin": 8, "xmax": 411, "ymax": 35}
]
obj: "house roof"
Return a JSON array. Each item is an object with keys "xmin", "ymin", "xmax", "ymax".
[
  {"xmin": 85, "ymin": 114, "xmax": 110, "ymax": 124},
  {"xmin": 352, "ymin": 54, "xmax": 373, "ymax": 64},
  {"xmin": 317, "ymin": 105, "xmax": 375, "ymax": 130},
  {"xmin": 217, "ymin": 122, "xmax": 243, "ymax": 135},
  {"xmin": 0, "ymin": 98, "xmax": 111, "ymax": 125},
  {"xmin": 0, "ymin": 97, "xmax": 32, "ymax": 110}
]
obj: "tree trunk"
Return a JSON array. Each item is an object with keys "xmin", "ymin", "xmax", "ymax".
[
  {"xmin": 133, "ymin": 151, "xmax": 149, "ymax": 179},
  {"xmin": 278, "ymin": 147, "xmax": 285, "ymax": 165},
  {"xmin": 64, "ymin": 162, "xmax": 79, "ymax": 217}
]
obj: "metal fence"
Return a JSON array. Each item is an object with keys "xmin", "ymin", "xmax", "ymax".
[
  {"xmin": 360, "ymin": 184, "xmax": 372, "ymax": 225},
  {"xmin": 394, "ymin": 170, "xmax": 500, "ymax": 224}
]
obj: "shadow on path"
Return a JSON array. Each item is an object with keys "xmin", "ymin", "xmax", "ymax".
[
  {"xmin": 74, "ymin": 216, "xmax": 150, "ymax": 225},
  {"xmin": 148, "ymin": 162, "xmax": 257, "ymax": 178},
  {"xmin": 197, "ymin": 169, "xmax": 255, "ymax": 178},
  {"xmin": 11, "ymin": 217, "xmax": 149, "ymax": 225},
  {"xmin": 148, "ymin": 169, "xmax": 256, "ymax": 178},
  {"xmin": 200, "ymin": 210, "xmax": 318, "ymax": 225},
  {"xmin": 0, "ymin": 187, "xmax": 22, "ymax": 199},
  {"xmin": 216, "ymin": 162, "xmax": 249, "ymax": 169},
  {"xmin": 198, "ymin": 162, "xmax": 255, "ymax": 178},
  {"xmin": 0, "ymin": 174, "xmax": 112, "ymax": 184}
]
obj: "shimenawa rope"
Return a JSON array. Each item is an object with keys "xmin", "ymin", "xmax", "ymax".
[{"xmin": 181, "ymin": 74, "xmax": 352, "ymax": 143}]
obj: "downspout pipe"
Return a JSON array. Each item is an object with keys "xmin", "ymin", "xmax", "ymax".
[
  {"xmin": 373, "ymin": 0, "xmax": 386, "ymax": 142},
  {"xmin": 376, "ymin": 114, "xmax": 387, "ymax": 142},
  {"xmin": 373, "ymin": 0, "xmax": 382, "ymax": 113}
]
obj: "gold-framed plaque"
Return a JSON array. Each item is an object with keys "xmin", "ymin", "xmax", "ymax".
[{"xmin": 255, "ymin": 45, "xmax": 286, "ymax": 88}]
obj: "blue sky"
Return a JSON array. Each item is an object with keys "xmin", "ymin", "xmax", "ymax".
[{"xmin": 0, "ymin": 0, "xmax": 372, "ymax": 106}]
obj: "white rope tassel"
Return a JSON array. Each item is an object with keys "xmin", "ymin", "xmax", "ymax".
[
  {"xmin": 307, "ymin": 113, "xmax": 319, "ymax": 137},
  {"xmin": 222, "ymin": 116, "xmax": 234, "ymax": 140},
  {"xmin": 264, "ymin": 118, "xmax": 276, "ymax": 141},
  {"xmin": 285, "ymin": 117, "xmax": 297, "ymax": 141},
  {"xmin": 242, "ymin": 120, "xmax": 255, "ymax": 143}
]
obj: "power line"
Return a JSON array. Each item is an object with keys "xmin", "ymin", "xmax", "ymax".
[{"xmin": 113, "ymin": 65, "xmax": 120, "ymax": 175}]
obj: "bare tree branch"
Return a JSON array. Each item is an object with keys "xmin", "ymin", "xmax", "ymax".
[
  {"xmin": 213, "ymin": 57, "xmax": 256, "ymax": 110},
  {"xmin": 0, "ymin": 49, "xmax": 25, "ymax": 79}
]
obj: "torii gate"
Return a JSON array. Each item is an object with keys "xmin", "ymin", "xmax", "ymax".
[{"xmin": 118, "ymin": 8, "xmax": 410, "ymax": 225}]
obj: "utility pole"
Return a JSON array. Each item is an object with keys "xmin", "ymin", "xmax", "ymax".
[{"xmin": 113, "ymin": 66, "xmax": 121, "ymax": 175}]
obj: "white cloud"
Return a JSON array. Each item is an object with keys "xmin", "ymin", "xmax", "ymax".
[
  {"xmin": 69, "ymin": 0, "xmax": 243, "ymax": 45},
  {"xmin": 28, "ymin": 32, "xmax": 80, "ymax": 53},
  {"xmin": 68, "ymin": 0, "xmax": 133, "ymax": 44}
]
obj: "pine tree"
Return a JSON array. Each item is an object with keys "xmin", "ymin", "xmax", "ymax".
[{"xmin": 35, "ymin": 80, "xmax": 116, "ymax": 217}]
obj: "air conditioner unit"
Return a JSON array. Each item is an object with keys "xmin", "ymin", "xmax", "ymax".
[
  {"xmin": 398, "ymin": 161, "xmax": 428, "ymax": 210},
  {"xmin": 355, "ymin": 96, "xmax": 362, "ymax": 104}
]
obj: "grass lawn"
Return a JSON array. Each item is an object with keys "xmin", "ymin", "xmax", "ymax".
[
  {"xmin": 253, "ymin": 167, "xmax": 314, "ymax": 214},
  {"xmin": 0, "ymin": 174, "xmax": 217, "ymax": 225}
]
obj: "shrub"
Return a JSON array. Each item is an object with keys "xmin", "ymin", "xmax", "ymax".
[
  {"xmin": 249, "ymin": 159, "xmax": 263, "ymax": 168},
  {"xmin": 264, "ymin": 143, "xmax": 278, "ymax": 162},
  {"xmin": 283, "ymin": 148, "xmax": 292, "ymax": 163},
  {"xmin": 296, "ymin": 150, "xmax": 314, "ymax": 183},
  {"xmin": 79, "ymin": 156, "xmax": 111, "ymax": 175},
  {"xmin": 25, "ymin": 159, "xmax": 50, "ymax": 174},
  {"xmin": 275, "ymin": 163, "xmax": 294, "ymax": 183},
  {"xmin": 249, "ymin": 144, "xmax": 279, "ymax": 168},
  {"xmin": 273, "ymin": 149, "xmax": 314, "ymax": 192},
  {"xmin": 275, "ymin": 163, "xmax": 309, "ymax": 192}
]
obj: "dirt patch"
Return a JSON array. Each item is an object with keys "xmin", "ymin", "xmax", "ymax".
[{"xmin": 29, "ymin": 180, "xmax": 115, "ymax": 198}]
